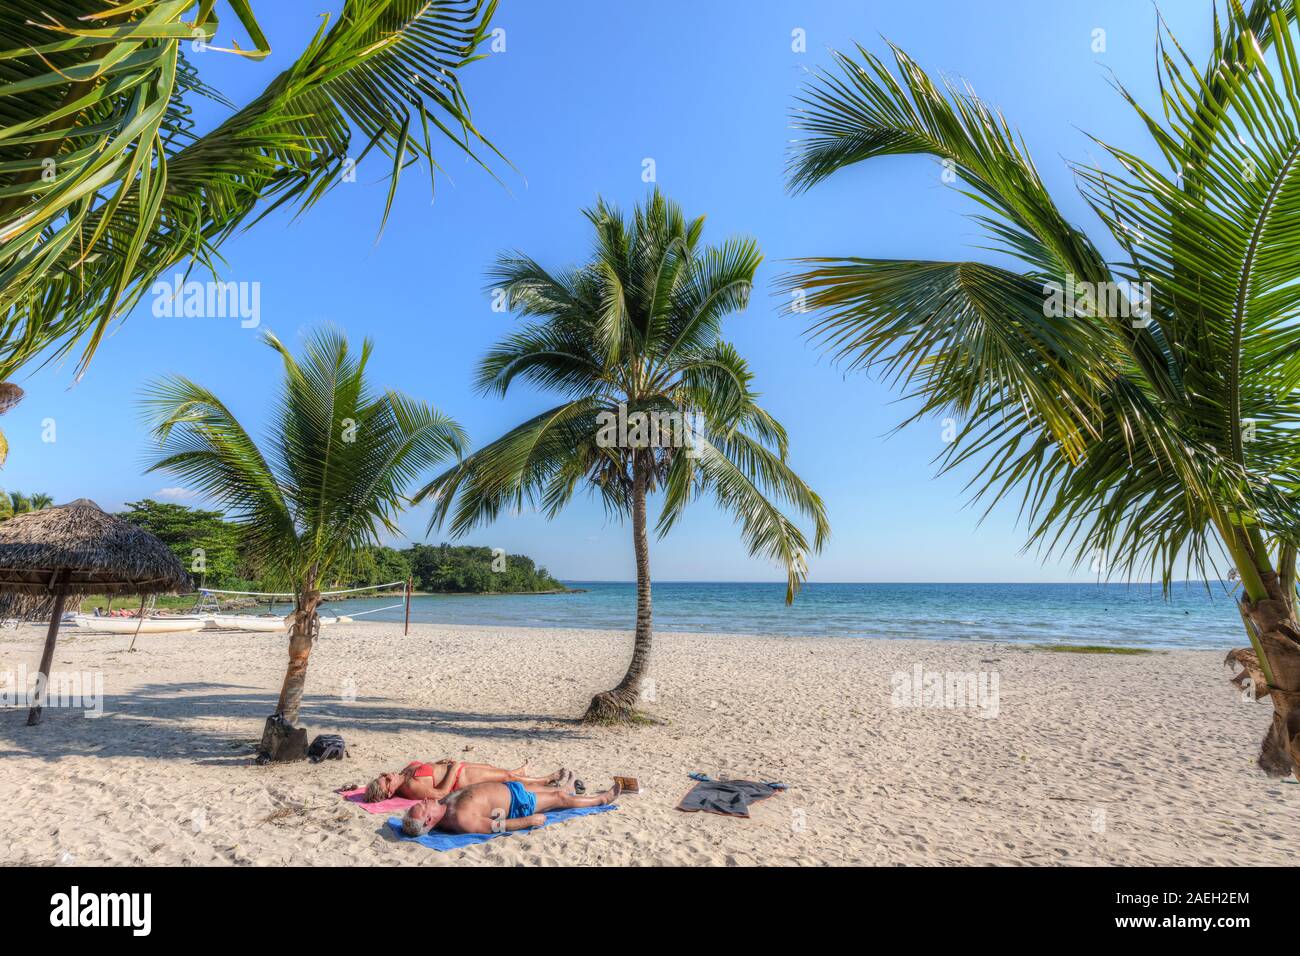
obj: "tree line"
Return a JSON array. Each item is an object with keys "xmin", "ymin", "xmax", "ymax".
[{"xmin": 118, "ymin": 500, "xmax": 564, "ymax": 595}]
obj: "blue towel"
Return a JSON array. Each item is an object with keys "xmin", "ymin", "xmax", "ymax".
[{"xmin": 385, "ymin": 804, "xmax": 617, "ymax": 851}]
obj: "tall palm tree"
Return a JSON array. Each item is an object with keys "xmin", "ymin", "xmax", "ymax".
[
  {"xmin": 143, "ymin": 327, "xmax": 465, "ymax": 728},
  {"xmin": 0, "ymin": 1, "xmax": 503, "ymax": 403},
  {"xmin": 416, "ymin": 190, "xmax": 829, "ymax": 723},
  {"xmin": 783, "ymin": 1, "xmax": 1300, "ymax": 775}
]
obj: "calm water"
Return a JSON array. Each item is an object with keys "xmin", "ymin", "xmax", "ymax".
[{"xmin": 309, "ymin": 581, "xmax": 1246, "ymax": 650}]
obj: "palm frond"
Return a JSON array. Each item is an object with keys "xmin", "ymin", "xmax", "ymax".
[
  {"xmin": 144, "ymin": 325, "xmax": 463, "ymax": 583},
  {"xmin": 0, "ymin": 0, "xmax": 505, "ymax": 381}
]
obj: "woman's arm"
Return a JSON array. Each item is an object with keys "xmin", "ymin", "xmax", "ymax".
[{"xmin": 429, "ymin": 762, "xmax": 465, "ymax": 800}]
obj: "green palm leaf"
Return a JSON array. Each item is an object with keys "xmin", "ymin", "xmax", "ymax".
[{"xmin": 0, "ymin": 0, "xmax": 505, "ymax": 382}]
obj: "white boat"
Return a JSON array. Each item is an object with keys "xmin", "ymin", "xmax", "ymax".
[
  {"xmin": 204, "ymin": 614, "xmax": 288, "ymax": 632},
  {"xmin": 72, "ymin": 614, "xmax": 207, "ymax": 634}
]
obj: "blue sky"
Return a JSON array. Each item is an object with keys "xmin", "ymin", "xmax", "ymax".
[{"xmin": 4, "ymin": 0, "xmax": 1214, "ymax": 583}]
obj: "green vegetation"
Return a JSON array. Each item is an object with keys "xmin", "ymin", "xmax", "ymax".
[
  {"xmin": 0, "ymin": 491, "xmax": 54, "ymax": 521},
  {"xmin": 0, "ymin": 1, "xmax": 502, "ymax": 457},
  {"xmin": 783, "ymin": 2, "xmax": 1300, "ymax": 775},
  {"xmin": 74, "ymin": 593, "xmax": 197, "ymax": 614},
  {"xmin": 114, "ymin": 500, "xmax": 562, "ymax": 595},
  {"xmin": 326, "ymin": 543, "xmax": 565, "ymax": 593},
  {"xmin": 404, "ymin": 544, "xmax": 563, "ymax": 593},
  {"xmin": 118, "ymin": 499, "xmax": 257, "ymax": 591}
]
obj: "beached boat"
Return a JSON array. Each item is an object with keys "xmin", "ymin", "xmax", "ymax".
[
  {"xmin": 71, "ymin": 614, "xmax": 207, "ymax": 634},
  {"xmin": 204, "ymin": 614, "xmax": 289, "ymax": 632}
]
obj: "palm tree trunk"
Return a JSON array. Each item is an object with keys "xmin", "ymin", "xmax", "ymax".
[
  {"xmin": 276, "ymin": 577, "xmax": 321, "ymax": 726},
  {"xmin": 1223, "ymin": 529, "xmax": 1300, "ymax": 777},
  {"xmin": 584, "ymin": 453, "xmax": 653, "ymax": 723},
  {"xmin": 1240, "ymin": 587, "xmax": 1300, "ymax": 777}
]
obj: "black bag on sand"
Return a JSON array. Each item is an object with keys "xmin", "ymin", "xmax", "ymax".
[
  {"xmin": 257, "ymin": 714, "xmax": 308, "ymax": 764},
  {"xmin": 308, "ymin": 734, "xmax": 348, "ymax": 763}
]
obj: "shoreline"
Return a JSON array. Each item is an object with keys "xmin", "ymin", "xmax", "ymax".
[{"xmin": 2, "ymin": 620, "xmax": 1293, "ymax": 866}]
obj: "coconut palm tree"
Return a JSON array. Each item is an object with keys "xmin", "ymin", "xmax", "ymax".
[
  {"xmin": 0, "ymin": 1, "xmax": 504, "ymax": 405},
  {"xmin": 415, "ymin": 190, "xmax": 829, "ymax": 723},
  {"xmin": 143, "ymin": 327, "xmax": 465, "ymax": 729},
  {"xmin": 783, "ymin": 1, "xmax": 1300, "ymax": 775}
]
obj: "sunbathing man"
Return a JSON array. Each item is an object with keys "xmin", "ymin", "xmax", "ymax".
[
  {"xmin": 364, "ymin": 758, "xmax": 562, "ymax": 803},
  {"xmin": 400, "ymin": 777, "xmax": 622, "ymax": 836}
]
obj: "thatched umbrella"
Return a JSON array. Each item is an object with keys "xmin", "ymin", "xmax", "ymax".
[
  {"xmin": 0, "ymin": 499, "xmax": 190, "ymax": 724},
  {"xmin": 0, "ymin": 382, "xmax": 23, "ymax": 415}
]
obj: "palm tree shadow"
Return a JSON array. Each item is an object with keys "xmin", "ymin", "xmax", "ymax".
[{"xmin": 0, "ymin": 681, "xmax": 589, "ymax": 764}]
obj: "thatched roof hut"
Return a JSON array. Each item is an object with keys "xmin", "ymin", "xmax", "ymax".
[
  {"xmin": 0, "ymin": 382, "xmax": 24, "ymax": 415},
  {"xmin": 0, "ymin": 499, "xmax": 190, "ymax": 724}
]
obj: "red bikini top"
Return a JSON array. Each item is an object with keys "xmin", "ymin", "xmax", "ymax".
[{"xmin": 406, "ymin": 761, "xmax": 435, "ymax": 778}]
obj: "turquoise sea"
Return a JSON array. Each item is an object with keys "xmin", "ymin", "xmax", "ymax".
[{"xmin": 312, "ymin": 581, "xmax": 1247, "ymax": 651}]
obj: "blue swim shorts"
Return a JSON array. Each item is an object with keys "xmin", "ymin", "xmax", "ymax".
[{"xmin": 505, "ymin": 780, "xmax": 537, "ymax": 819}]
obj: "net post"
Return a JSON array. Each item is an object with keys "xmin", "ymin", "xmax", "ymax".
[{"xmin": 404, "ymin": 576, "xmax": 412, "ymax": 636}]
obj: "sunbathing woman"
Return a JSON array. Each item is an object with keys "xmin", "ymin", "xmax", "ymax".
[{"xmin": 364, "ymin": 759, "xmax": 563, "ymax": 803}]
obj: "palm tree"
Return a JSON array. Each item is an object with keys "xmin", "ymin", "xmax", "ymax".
[
  {"xmin": 143, "ymin": 327, "xmax": 465, "ymax": 729},
  {"xmin": 0, "ymin": 490, "xmax": 55, "ymax": 521},
  {"xmin": 416, "ymin": 190, "xmax": 829, "ymax": 723},
  {"xmin": 0, "ymin": 1, "xmax": 504, "ymax": 404},
  {"xmin": 783, "ymin": 1, "xmax": 1300, "ymax": 775}
]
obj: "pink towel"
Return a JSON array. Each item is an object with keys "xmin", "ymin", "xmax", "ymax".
[{"xmin": 338, "ymin": 787, "xmax": 420, "ymax": 815}]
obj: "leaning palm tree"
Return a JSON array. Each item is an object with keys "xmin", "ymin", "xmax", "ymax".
[
  {"xmin": 143, "ymin": 327, "xmax": 465, "ymax": 731},
  {"xmin": 783, "ymin": 1, "xmax": 1300, "ymax": 775},
  {"xmin": 0, "ymin": 1, "xmax": 503, "ymax": 408},
  {"xmin": 416, "ymin": 190, "xmax": 829, "ymax": 723}
]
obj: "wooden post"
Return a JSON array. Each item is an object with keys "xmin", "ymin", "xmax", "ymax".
[
  {"xmin": 28, "ymin": 574, "xmax": 70, "ymax": 726},
  {"xmin": 128, "ymin": 593, "xmax": 147, "ymax": 653},
  {"xmin": 404, "ymin": 575, "xmax": 412, "ymax": 636}
]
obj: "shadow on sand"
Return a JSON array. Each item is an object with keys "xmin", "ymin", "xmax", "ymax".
[{"xmin": 0, "ymin": 680, "xmax": 589, "ymax": 764}]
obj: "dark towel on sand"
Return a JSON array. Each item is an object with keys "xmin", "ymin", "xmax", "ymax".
[{"xmin": 676, "ymin": 779, "xmax": 780, "ymax": 817}]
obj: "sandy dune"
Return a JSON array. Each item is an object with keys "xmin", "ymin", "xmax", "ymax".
[{"xmin": 1, "ymin": 620, "xmax": 1295, "ymax": 866}]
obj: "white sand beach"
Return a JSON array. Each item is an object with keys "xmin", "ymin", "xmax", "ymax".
[{"xmin": 1, "ymin": 620, "xmax": 1296, "ymax": 866}]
